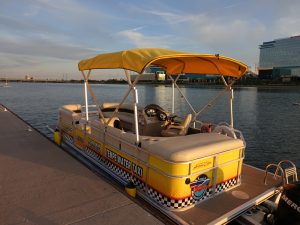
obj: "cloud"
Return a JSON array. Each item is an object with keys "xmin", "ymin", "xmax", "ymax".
[
  {"xmin": 132, "ymin": 8, "xmax": 265, "ymax": 65},
  {"xmin": 117, "ymin": 27, "xmax": 172, "ymax": 48},
  {"xmin": 188, "ymin": 16, "xmax": 268, "ymax": 63},
  {"xmin": 133, "ymin": 0, "xmax": 300, "ymax": 67},
  {"xmin": 2, "ymin": 0, "xmax": 300, "ymax": 78},
  {"xmin": 223, "ymin": 3, "xmax": 240, "ymax": 9},
  {"xmin": 29, "ymin": 0, "xmax": 93, "ymax": 15},
  {"xmin": 0, "ymin": 32, "xmax": 102, "ymax": 79},
  {"xmin": 275, "ymin": 4, "xmax": 300, "ymax": 36},
  {"xmin": 0, "ymin": 52, "xmax": 80, "ymax": 79},
  {"xmin": 142, "ymin": 10, "xmax": 197, "ymax": 25},
  {"xmin": 24, "ymin": 5, "xmax": 41, "ymax": 17},
  {"xmin": 0, "ymin": 1, "xmax": 112, "ymax": 78},
  {"xmin": 0, "ymin": 34, "xmax": 99, "ymax": 60}
]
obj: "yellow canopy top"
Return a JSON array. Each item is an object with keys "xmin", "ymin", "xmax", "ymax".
[{"xmin": 78, "ymin": 48, "xmax": 247, "ymax": 78}]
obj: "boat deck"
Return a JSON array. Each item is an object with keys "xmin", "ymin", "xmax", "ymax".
[
  {"xmin": 0, "ymin": 104, "xmax": 164, "ymax": 225},
  {"xmin": 171, "ymin": 164, "xmax": 281, "ymax": 225}
]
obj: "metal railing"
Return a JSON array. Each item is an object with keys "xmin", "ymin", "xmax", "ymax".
[{"xmin": 264, "ymin": 160, "xmax": 298, "ymax": 185}]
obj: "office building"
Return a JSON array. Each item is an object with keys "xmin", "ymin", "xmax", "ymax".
[{"xmin": 258, "ymin": 35, "xmax": 300, "ymax": 78}]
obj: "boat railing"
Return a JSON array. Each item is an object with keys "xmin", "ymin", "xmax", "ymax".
[
  {"xmin": 264, "ymin": 164, "xmax": 285, "ymax": 185},
  {"xmin": 81, "ymin": 105, "xmax": 99, "ymax": 117},
  {"xmin": 264, "ymin": 160, "xmax": 298, "ymax": 186},
  {"xmin": 211, "ymin": 122, "xmax": 246, "ymax": 146},
  {"xmin": 275, "ymin": 160, "xmax": 298, "ymax": 184},
  {"xmin": 234, "ymin": 129, "xmax": 246, "ymax": 147}
]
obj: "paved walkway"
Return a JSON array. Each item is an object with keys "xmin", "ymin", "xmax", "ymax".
[{"xmin": 0, "ymin": 105, "xmax": 163, "ymax": 225}]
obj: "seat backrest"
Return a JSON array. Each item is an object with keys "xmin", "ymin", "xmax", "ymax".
[
  {"xmin": 100, "ymin": 117, "xmax": 120, "ymax": 127},
  {"xmin": 161, "ymin": 113, "xmax": 192, "ymax": 137},
  {"xmin": 179, "ymin": 114, "xmax": 192, "ymax": 135}
]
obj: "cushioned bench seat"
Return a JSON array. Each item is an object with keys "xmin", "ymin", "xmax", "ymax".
[{"xmin": 143, "ymin": 133, "xmax": 244, "ymax": 162}]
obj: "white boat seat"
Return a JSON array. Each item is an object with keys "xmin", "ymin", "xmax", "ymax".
[{"xmin": 161, "ymin": 114, "xmax": 192, "ymax": 137}]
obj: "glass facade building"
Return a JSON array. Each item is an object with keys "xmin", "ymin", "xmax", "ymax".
[{"xmin": 259, "ymin": 36, "xmax": 300, "ymax": 77}]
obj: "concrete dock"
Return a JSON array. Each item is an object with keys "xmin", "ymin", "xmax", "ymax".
[{"xmin": 0, "ymin": 105, "xmax": 163, "ymax": 225}]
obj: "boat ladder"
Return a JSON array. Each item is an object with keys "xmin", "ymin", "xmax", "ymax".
[
  {"xmin": 238, "ymin": 162, "xmax": 298, "ymax": 225},
  {"xmin": 264, "ymin": 160, "xmax": 298, "ymax": 185}
]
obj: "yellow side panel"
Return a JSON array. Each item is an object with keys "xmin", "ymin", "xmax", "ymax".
[
  {"xmin": 218, "ymin": 149, "xmax": 241, "ymax": 164},
  {"xmin": 148, "ymin": 169, "xmax": 190, "ymax": 198},
  {"xmin": 217, "ymin": 161, "xmax": 239, "ymax": 183},
  {"xmin": 149, "ymin": 155, "xmax": 189, "ymax": 176},
  {"xmin": 74, "ymin": 129, "xmax": 85, "ymax": 149},
  {"xmin": 191, "ymin": 157, "xmax": 214, "ymax": 174}
]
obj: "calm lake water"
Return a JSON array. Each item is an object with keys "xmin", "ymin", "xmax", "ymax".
[{"xmin": 1, "ymin": 82, "xmax": 300, "ymax": 169}]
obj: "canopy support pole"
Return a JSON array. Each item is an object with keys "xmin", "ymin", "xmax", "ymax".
[
  {"xmin": 86, "ymin": 82, "xmax": 105, "ymax": 120},
  {"xmin": 172, "ymin": 79, "xmax": 175, "ymax": 114},
  {"xmin": 169, "ymin": 75, "xmax": 180, "ymax": 114},
  {"xmin": 124, "ymin": 70, "xmax": 140, "ymax": 145},
  {"xmin": 84, "ymin": 81, "xmax": 89, "ymax": 121},
  {"xmin": 230, "ymin": 87, "xmax": 234, "ymax": 128},
  {"xmin": 195, "ymin": 77, "xmax": 236, "ymax": 127},
  {"xmin": 81, "ymin": 70, "xmax": 91, "ymax": 121},
  {"xmin": 221, "ymin": 76, "xmax": 234, "ymax": 128},
  {"xmin": 106, "ymin": 87, "xmax": 131, "ymax": 125},
  {"xmin": 195, "ymin": 88, "xmax": 226, "ymax": 118},
  {"xmin": 107, "ymin": 71, "xmax": 140, "ymax": 125},
  {"xmin": 168, "ymin": 74, "xmax": 196, "ymax": 127},
  {"xmin": 125, "ymin": 70, "xmax": 132, "ymax": 85},
  {"xmin": 106, "ymin": 70, "xmax": 141, "ymax": 146},
  {"xmin": 221, "ymin": 76, "xmax": 227, "ymax": 86},
  {"xmin": 132, "ymin": 86, "xmax": 140, "ymax": 145},
  {"xmin": 168, "ymin": 75, "xmax": 196, "ymax": 114}
]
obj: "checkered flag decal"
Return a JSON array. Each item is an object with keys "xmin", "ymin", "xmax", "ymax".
[
  {"xmin": 82, "ymin": 146, "xmax": 147, "ymax": 191},
  {"xmin": 62, "ymin": 133, "xmax": 74, "ymax": 143},
  {"xmin": 215, "ymin": 177, "xmax": 238, "ymax": 193},
  {"xmin": 148, "ymin": 187, "xmax": 194, "ymax": 209},
  {"xmin": 66, "ymin": 138, "xmax": 240, "ymax": 210}
]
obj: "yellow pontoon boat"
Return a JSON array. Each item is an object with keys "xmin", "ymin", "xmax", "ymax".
[{"xmin": 55, "ymin": 49, "xmax": 299, "ymax": 222}]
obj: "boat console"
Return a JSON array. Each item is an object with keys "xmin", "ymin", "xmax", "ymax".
[{"xmin": 101, "ymin": 102, "xmax": 183, "ymax": 137}]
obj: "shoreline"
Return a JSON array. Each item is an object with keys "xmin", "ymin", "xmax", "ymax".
[{"xmin": 2, "ymin": 79, "xmax": 300, "ymax": 88}]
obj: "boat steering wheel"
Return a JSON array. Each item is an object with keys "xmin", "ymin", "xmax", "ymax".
[
  {"xmin": 157, "ymin": 111, "xmax": 168, "ymax": 121},
  {"xmin": 144, "ymin": 104, "xmax": 168, "ymax": 120}
]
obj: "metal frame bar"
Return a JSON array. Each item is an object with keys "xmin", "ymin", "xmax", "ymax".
[
  {"xmin": 221, "ymin": 76, "xmax": 234, "ymax": 128},
  {"xmin": 106, "ymin": 70, "xmax": 141, "ymax": 145},
  {"xmin": 168, "ymin": 74, "xmax": 196, "ymax": 114},
  {"xmin": 86, "ymin": 83, "xmax": 105, "ymax": 120},
  {"xmin": 81, "ymin": 70, "xmax": 91, "ymax": 121},
  {"xmin": 195, "ymin": 79, "xmax": 236, "ymax": 127},
  {"xmin": 172, "ymin": 79, "xmax": 175, "ymax": 114},
  {"xmin": 230, "ymin": 87, "xmax": 234, "ymax": 128},
  {"xmin": 168, "ymin": 73, "xmax": 236, "ymax": 129},
  {"xmin": 132, "ymin": 86, "xmax": 140, "ymax": 144},
  {"xmin": 81, "ymin": 67, "xmax": 238, "ymax": 144},
  {"xmin": 169, "ymin": 74, "xmax": 181, "ymax": 114}
]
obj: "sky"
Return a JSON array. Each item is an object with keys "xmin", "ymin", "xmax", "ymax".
[{"xmin": 1, "ymin": 0, "xmax": 300, "ymax": 80}]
